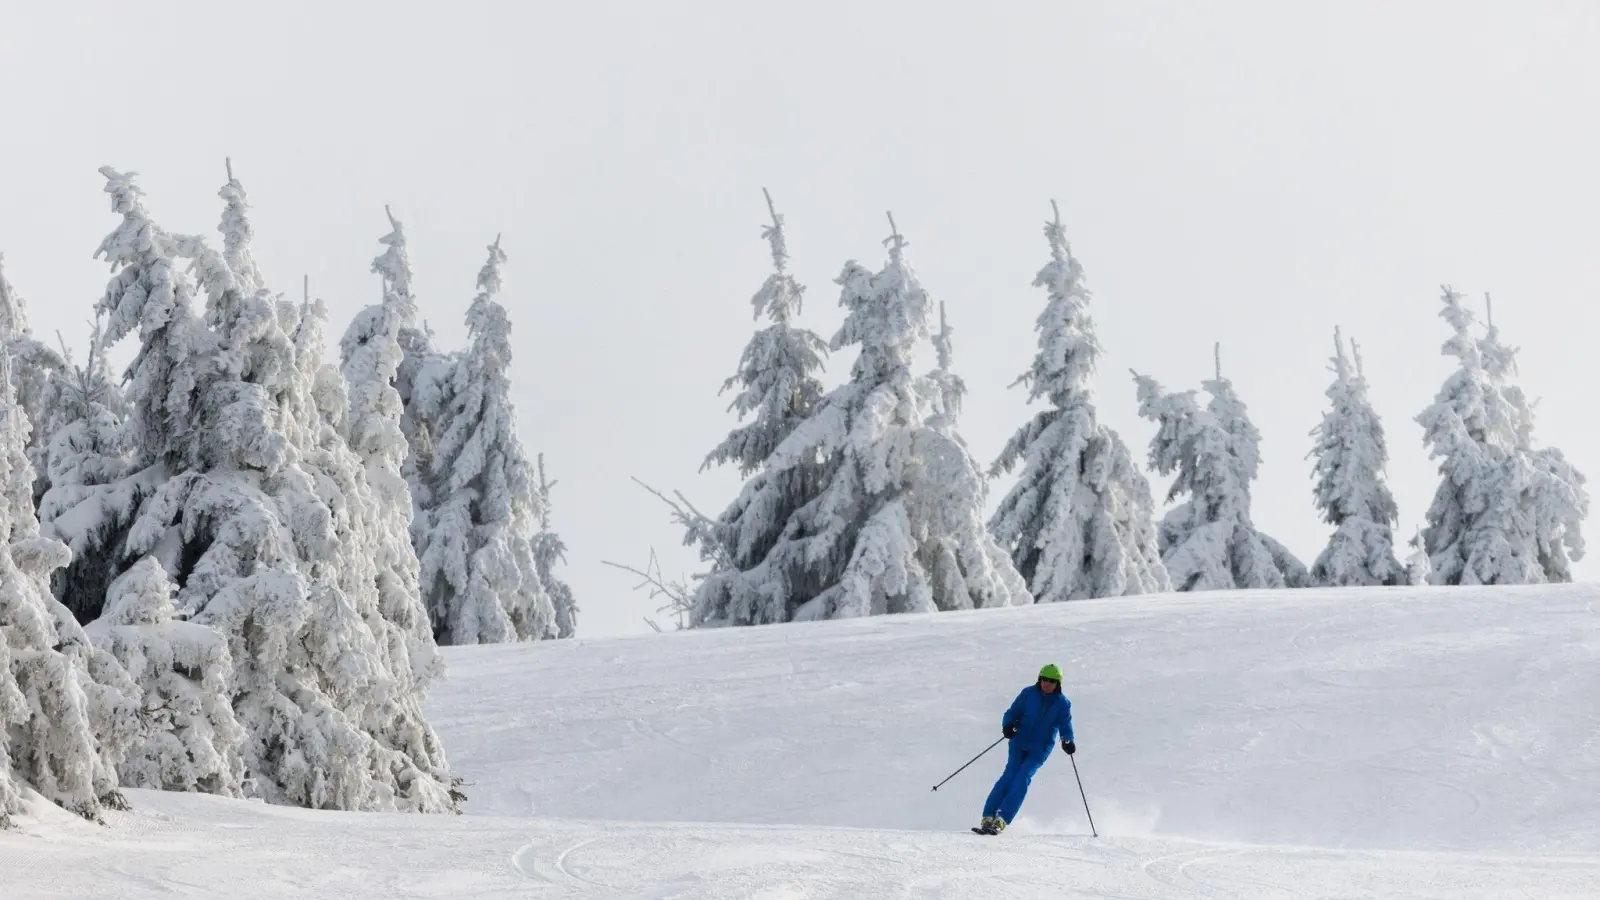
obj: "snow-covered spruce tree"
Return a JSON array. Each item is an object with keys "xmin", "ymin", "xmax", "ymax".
[
  {"xmin": 340, "ymin": 210, "xmax": 466, "ymax": 647},
  {"xmin": 688, "ymin": 192, "xmax": 831, "ymax": 623},
  {"xmin": 1308, "ymin": 329, "xmax": 1403, "ymax": 586},
  {"xmin": 39, "ymin": 319, "xmax": 138, "ymax": 621},
  {"xmin": 291, "ymin": 288, "xmax": 454, "ymax": 807},
  {"xmin": 84, "ymin": 557, "xmax": 246, "ymax": 795},
  {"xmin": 1477, "ymin": 295, "xmax": 1588, "ymax": 580},
  {"xmin": 357, "ymin": 208, "xmax": 457, "ymax": 563},
  {"xmin": 703, "ymin": 190, "xmax": 829, "ymax": 477},
  {"xmin": 1134, "ymin": 346, "xmax": 1310, "ymax": 591},
  {"xmin": 0, "ymin": 255, "xmax": 70, "ymax": 505},
  {"xmin": 333, "ymin": 214, "xmax": 449, "ymax": 670},
  {"xmin": 219, "ymin": 175, "xmax": 451, "ymax": 810},
  {"xmin": 219, "ymin": 159, "xmax": 265, "ymax": 296},
  {"xmin": 533, "ymin": 453, "xmax": 578, "ymax": 639},
  {"xmin": 415, "ymin": 237, "xmax": 554, "ymax": 644},
  {"xmin": 693, "ymin": 216, "xmax": 1030, "ymax": 625},
  {"xmin": 1405, "ymin": 528, "xmax": 1431, "ymax": 586},
  {"xmin": 989, "ymin": 203, "xmax": 1169, "ymax": 602},
  {"xmin": 924, "ymin": 301, "xmax": 985, "ymax": 463},
  {"xmin": 1416, "ymin": 288, "xmax": 1510, "ymax": 584},
  {"xmin": 397, "ymin": 318, "xmax": 453, "ymax": 542},
  {"xmin": 41, "ymin": 169, "xmax": 251, "ymax": 626},
  {"xmin": 0, "ymin": 251, "xmax": 135, "ymax": 825},
  {"xmin": 927, "ymin": 303, "xmax": 964, "ymax": 421},
  {"xmin": 919, "ymin": 302, "xmax": 1033, "ymax": 607},
  {"xmin": 1417, "ymin": 288, "xmax": 1586, "ymax": 584},
  {"xmin": 95, "ymin": 166, "xmax": 454, "ymax": 811}
]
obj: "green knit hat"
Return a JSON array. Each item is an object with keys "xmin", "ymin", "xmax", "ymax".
[{"xmin": 1038, "ymin": 663, "xmax": 1062, "ymax": 682}]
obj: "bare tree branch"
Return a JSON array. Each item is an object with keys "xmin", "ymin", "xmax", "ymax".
[
  {"xmin": 630, "ymin": 476, "xmax": 734, "ymax": 571},
  {"xmin": 602, "ymin": 549, "xmax": 693, "ymax": 630}
]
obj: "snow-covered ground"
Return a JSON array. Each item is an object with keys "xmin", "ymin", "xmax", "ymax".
[{"xmin": 6, "ymin": 585, "xmax": 1600, "ymax": 898}]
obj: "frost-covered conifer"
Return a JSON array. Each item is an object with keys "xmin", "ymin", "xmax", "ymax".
[
  {"xmin": 97, "ymin": 173, "xmax": 217, "ymax": 471},
  {"xmin": 340, "ymin": 211, "xmax": 466, "ymax": 652},
  {"xmin": 1405, "ymin": 528, "xmax": 1431, "ymax": 586},
  {"xmin": 417, "ymin": 238, "xmax": 554, "ymax": 643},
  {"xmin": 301, "ymin": 291, "xmax": 441, "ymax": 686},
  {"xmin": 703, "ymin": 190, "xmax": 828, "ymax": 477},
  {"xmin": 533, "ymin": 454, "xmax": 578, "ymax": 639},
  {"xmin": 340, "ymin": 208, "xmax": 418, "ymax": 503},
  {"xmin": 0, "ymin": 251, "xmax": 133, "ymax": 824},
  {"xmin": 355, "ymin": 209, "xmax": 455, "ymax": 547},
  {"xmin": 693, "ymin": 216, "xmax": 1030, "ymax": 625},
  {"xmin": 989, "ymin": 204, "xmax": 1168, "ymax": 601},
  {"xmin": 326, "ymin": 217, "xmax": 446, "ymax": 687},
  {"xmin": 688, "ymin": 194, "xmax": 830, "ymax": 623},
  {"xmin": 85, "ymin": 557, "xmax": 246, "ymax": 795},
  {"xmin": 45, "ymin": 168, "xmax": 228, "ymax": 629},
  {"xmin": 925, "ymin": 303, "xmax": 970, "ymax": 439},
  {"xmin": 39, "ymin": 319, "xmax": 137, "ymax": 621},
  {"xmin": 106, "ymin": 171, "xmax": 345, "ymax": 805},
  {"xmin": 0, "ymin": 256, "xmax": 71, "ymax": 503},
  {"xmin": 398, "ymin": 319, "xmax": 453, "ymax": 533},
  {"xmin": 1478, "ymin": 296, "xmax": 1588, "ymax": 580},
  {"xmin": 219, "ymin": 159, "xmax": 264, "ymax": 295},
  {"xmin": 91, "ymin": 166, "xmax": 453, "ymax": 812},
  {"xmin": 918, "ymin": 302, "xmax": 1033, "ymax": 609},
  {"xmin": 1418, "ymin": 289, "xmax": 1586, "ymax": 584},
  {"xmin": 1308, "ymin": 329, "xmax": 1403, "ymax": 586},
  {"xmin": 1417, "ymin": 288, "xmax": 1517, "ymax": 584},
  {"xmin": 294, "ymin": 289, "xmax": 453, "ymax": 802},
  {"xmin": 1135, "ymin": 347, "xmax": 1309, "ymax": 591},
  {"xmin": 342, "ymin": 207, "xmax": 443, "ymax": 508}
]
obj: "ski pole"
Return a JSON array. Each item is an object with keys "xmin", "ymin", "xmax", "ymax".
[
  {"xmin": 931, "ymin": 737, "xmax": 1005, "ymax": 791},
  {"xmin": 1069, "ymin": 753, "xmax": 1098, "ymax": 837}
]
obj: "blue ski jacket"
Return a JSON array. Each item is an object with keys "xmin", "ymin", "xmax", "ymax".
[{"xmin": 1002, "ymin": 684, "xmax": 1073, "ymax": 757}]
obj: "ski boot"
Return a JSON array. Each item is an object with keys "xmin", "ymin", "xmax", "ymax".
[{"xmin": 972, "ymin": 816, "xmax": 1006, "ymax": 835}]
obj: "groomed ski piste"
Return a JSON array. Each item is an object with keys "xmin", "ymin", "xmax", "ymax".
[{"xmin": 6, "ymin": 585, "xmax": 1599, "ymax": 898}]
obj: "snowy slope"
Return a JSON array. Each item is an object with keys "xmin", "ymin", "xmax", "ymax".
[
  {"xmin": 10, "ymin": 787, "xmax": 1599, "ymax": 899},
  {"xmin": 436, "ymin": 583, "xmax": 1600, "ymax": 853},
  {"xmin": 5, "ymin": 584, "xmax": 1600, "ymax": 898}
]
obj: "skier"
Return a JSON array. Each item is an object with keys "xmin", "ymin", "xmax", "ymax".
[{"xmin": 975, "ymin": 664, "xmax": 1074, "ymax": 835}]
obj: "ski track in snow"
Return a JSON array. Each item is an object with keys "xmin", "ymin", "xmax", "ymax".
[{"xmin": 5, "ymin": 584, "xmax": 1600, "ymax": 897}]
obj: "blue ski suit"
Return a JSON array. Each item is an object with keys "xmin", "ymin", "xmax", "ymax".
[{"xmin": 983, "ymin": 684, "xmax": 1074, "ymax": 824}]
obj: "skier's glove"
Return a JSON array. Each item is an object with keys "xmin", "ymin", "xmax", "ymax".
[
  {"xmin": 1003, "ymin": 723, "xmax": 1018, "ymax": 739},
  {"xmin": 1062, "ymin": 740, "xmax": 1076, "ymax": 755}
]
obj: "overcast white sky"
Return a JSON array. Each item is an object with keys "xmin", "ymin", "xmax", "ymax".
[{"xmin": 4, "ymin": 2, "xmax": 1598, "ymax": 637}]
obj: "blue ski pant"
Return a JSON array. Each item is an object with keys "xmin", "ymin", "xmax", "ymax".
[{"xmin": 983, "ymin": 745, "xmax": 1045, "ymax": 823}]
